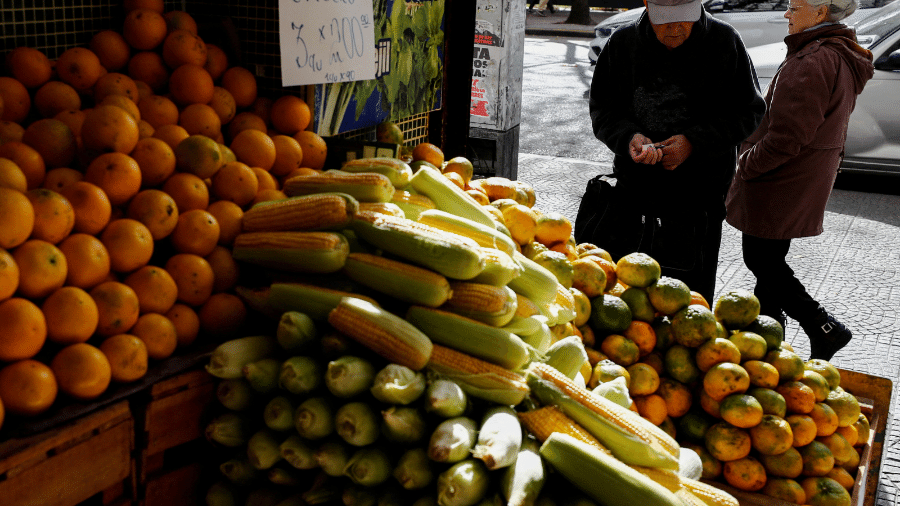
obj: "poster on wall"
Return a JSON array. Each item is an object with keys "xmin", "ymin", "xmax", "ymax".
[
  {"xmin": 313, "ymin": 0, "xmax": 446, "ymax": 136},
  {"xmin": 470, "ymin": 0, "xmax": 525, "ymax": 132}
]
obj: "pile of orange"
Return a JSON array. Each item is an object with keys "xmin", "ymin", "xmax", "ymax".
[{"xmin": 0, "ymin": 1, "xmax": 330, "ymax": 426}]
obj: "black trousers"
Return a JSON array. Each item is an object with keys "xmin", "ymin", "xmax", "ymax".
[
  {"xmin": 741, "ymin": 233, "xmax": 821, "ymax": 323},
  {"xmin": 665, "ymin": 215, "xmax": 722, "ymax": 306}
]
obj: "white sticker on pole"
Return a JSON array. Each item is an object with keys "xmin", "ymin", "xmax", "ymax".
[{"xmin": 279, "ymin": 0, "xmax": 377, "ymax": 86}]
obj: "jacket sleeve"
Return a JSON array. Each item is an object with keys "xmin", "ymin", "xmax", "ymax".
[
  {"xmin": 737, "ymin": 47, "xmax": 839, "ymax": 180},
  {"xmin": 589, "ymin": 31, "xmax": 642, "ymax": 158}
]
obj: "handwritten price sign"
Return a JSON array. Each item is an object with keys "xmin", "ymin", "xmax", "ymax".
[{"xmin": 279, "ymin": 0, "xmax": 376, "ymax": 86}]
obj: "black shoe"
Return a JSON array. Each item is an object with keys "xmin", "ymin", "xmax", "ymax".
[{"xmin": 802, "ymin": 311, "xmax": 852, "ymax": 361}]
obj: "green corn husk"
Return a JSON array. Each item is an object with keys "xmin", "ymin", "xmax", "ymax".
[
  {"xmin": 264, "ymin": 396, "xmax": 297, "ymax": 432},
  {"xmin": 216, "ymin": 378, "xmax": 256, "ymax": 411},
  {"xmin": 381, "ymin": 406, "xmax": 428, "ymax": 444},
  {"xmin": 424, "ymin": 379, "xmax": 468, "ymax": 418},
  {"xmin": 517, "ymin": 318, "xmax": 553, "ymax": 355},
  {"xmin": 279, "ymin": 356, "xmax": 323, "ymax": 395},
  {"xmin": 370, "ymin": 364, "xmax": 427, "ymax": 405},
  {"xmin": 436, "ymin": 459, "xmax": 490, "ymax": 506},
  {"xmin": 279, "ymin": 435, "xmax": 318, "ymax": 470},
  {"xmin": 428, "ymin": 417, "xmax": 477, "ymax": 463},
  {"xmin": 205, "ymin": 480, "xmax": 240, "ymax": 506},
  {"xmin": 343, "ymin": 486, "xmax": 379, "ymax": 506},
  {"xmin": 501, "ymin": 438, "xmax": 546, "ymax": 506},
  {"xmin": 206, "ymin": 412, "xmax": 250, "ymax": 447},
  {"xmin": 326, "ymin": 355, "xmax": 376, "ymax": 398},
  {"xmin": 206, "ymin": 335, "xmax": 280, "ymax": 378},
  {"xmin": 394, "ymin": 447, "xmax": 434, "ymax": 490},
  {"xmin": 295, "ymin": 397, "xmax": 335, "ymax": 440},
  {"xmin": 542, "ymin": 336, "xmax": 589, "ymax": 381},
  {"xmin": 320, "ymin": 331, "xmax": 359, "ymax": 359},
  {"xmin": 243, "ymin": 358, "xmax": 282, "ymax": 394},
  {"xmin": 219, "ymin": 458, "xmax": 259, "ymax": 486},
  {"xmin": 316, "ymin": 439, "xmax": 352, "ymax": 477},
  {"xmin": 268, "ymin": 464, "xmax": 304, "ymax": 486},
  {"xmin": 275, "ymin": 493, "xmax": 307, "ymax": 506},
  {"xmin": 471, "ymin": 406, "xmax": 522, "ymax": 470},
  {"xmin": 247, "ymin": 429, "xmax": 283, "ymax": 470},
  {"xmin": 335, "ymin": 401, "xmax": 381, "ymax": 446},
  {"xmin": 344, "ymin": 447, "xmax": 393, "ymax": 486},
  {"xmin": 277, "ymin": 311, "xmax": 317, "ymax": 350}
]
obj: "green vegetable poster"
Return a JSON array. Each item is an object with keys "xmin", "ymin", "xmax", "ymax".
[{"xmin": 313, "ymin": 0, "xmax": 446, "ymax": 136}]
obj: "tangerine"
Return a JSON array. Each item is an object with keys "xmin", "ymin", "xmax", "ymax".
[
  {"xmin": 42, "ymin": 286, "xmax": 99, "ymax": 345},
  {"xmin": 100, "ymin": 333, "xmax": 148, "ymax": 382},
  {"xmin": 57, "ymin": 233, "xmax": 111, "ymax": 289},
  {"xmin": 90, "ymin": 281, "xmax": 141, "ymax": 337},
  {"xmin": 50, "ymin": 343, "xmax": 112, "ymax": 401},
  {"xmin": 0, "ymin": 298, "xmax": 47, "ymax": 361},
  {"xmin": 0, "ymin": 359, "xmax": 57, "ymax": 416},
  {"xmin": 13, "ymin": 239, "xmax": 67, "ymax": 299}
]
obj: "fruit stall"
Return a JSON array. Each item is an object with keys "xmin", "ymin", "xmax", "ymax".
[{"xmin": 0, "ymin": 1, "xmax": 893, "ymax": 506}]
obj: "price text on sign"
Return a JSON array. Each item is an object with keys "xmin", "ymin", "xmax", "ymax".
[{"xmin": 279, "ymin": 0, "xmax": 377, "ymax": 86}]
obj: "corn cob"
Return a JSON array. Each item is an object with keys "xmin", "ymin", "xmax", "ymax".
[
  {"xmin": 518, "ymin": 405, "xmax": 609, "ymax": 452},
  {"xmin": 469, "ymin": 247, "xmax": 523, "ymax": 286},
  {"xmin": 542, "ymin": 335, "xmax": 590, "ymax": 381},
  {"xmin": 267, "ymin": 282, "xmax": 380, "ymax": 321},
  {"xmin": 241, "ymin": 193, "xmax": 359, "ymax": 232},
  {"xmin": 357, "ymin": 202, "xmax": 405, "ymax": 218},
  {"xmin": 503, "ymin": 314, "xmax": 544, "ymax": 337},
  {"xmin": 426, "ymin": 344, "xmax": 530, "ymax": 406},
  {"xmin": 406, "ymin": 305, "xmax": 534, "ymax": 371},
  {"xmin": 340, "ymin": 157, "xmax": 413, "ymax": 188},
  {"xmin": 327, "ymin": 297, "xmax": 433, "ymax": 370},
  {"xmin": 554, "ymin": 283, "xmax": 577, "ymax": 324},
  {"xmin": 349, "ymin": 211, "xmax": 486, "ymax": 280},
  {"xmin": 342, "ymin": 252, "xmax": 452, "ymax": 308},
  {"xmin": 443, "ymin": 282, "xmax": 518, "ymax": 327},
  {"xmin": 283, "ymin": 171, "xmax": 395, "ymax": 203},
  {"xmin": 517, "ymin": 317, "xmax": 553, "ymax": 355},
  {"xmin": 526, "ymin": 362, "xmax": 680, "ymax": 469},
  {"xmin": 508, "ymin": 252, "xmax": 561, "ymax": 306},
  {"xmin": 408, "ymin": 166, "xmax": 501, "ymax": 231},
  {"xmin": 472, "ymin": 406, "xmax": 523, "ymax": 470},
  {"xmin": 515, "ymin": 293, "xmax": 542, "ymax": 318},
  {"xmin": 629, "ymin": 468, "xmax": 739, "ymax": 506},
  {"xmin": 417, "ymin": 209, "xmax": 518, "ymax": 258},
  {"xmin": 232, "ymin": 231, "xmax": 349, "ymax": 273},
  {"xmin": 539, "ymin": 433, "xmax": 683, "ymax": 506},
  {"xmin": 500, "ymin": 437, "xmax": 545, "ymax": 506},
  {"xmin": 390, "ymin": 190, "xmax": 436, "ymax": 221}
]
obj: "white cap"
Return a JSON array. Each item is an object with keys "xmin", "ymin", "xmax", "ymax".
[{"xmin": 646, "ymin": 0, "xmax": 702, "ymax": 24}]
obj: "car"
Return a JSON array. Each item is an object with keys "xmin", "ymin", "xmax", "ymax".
[
  {"xmin": 748, "ymin": 0, "xmax": 900, "ymax": 175},
  {"xmin": 587, "ymin": 0, "xmax": 891, "ymax": 64}
]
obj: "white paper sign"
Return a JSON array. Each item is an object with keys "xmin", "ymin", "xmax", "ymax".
[{"xmin": 278, "ymin": 0, "xmax": 377, "ymax": 86}]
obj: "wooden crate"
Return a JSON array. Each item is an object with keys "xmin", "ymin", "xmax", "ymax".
[
  {"xmin": 135, "ymin": 369, "xmax": 217, "ymax": 506},
  {"xmin": 704, "ymin": 368, "xmax": 892, "ymax": 506},
  {"xmin": 0, "ymin": 401, "xmax": 135, "ymax": 506}
]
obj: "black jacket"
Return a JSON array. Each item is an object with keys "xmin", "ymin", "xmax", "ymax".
[{"xmin": 589, "ymin": 9, "xmax": 766, "ymax": 217}]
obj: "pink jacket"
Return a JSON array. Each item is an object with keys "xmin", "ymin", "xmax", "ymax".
[{"xmin": 725, "ymin": 24, "xmax": 874, "ymax": 240}]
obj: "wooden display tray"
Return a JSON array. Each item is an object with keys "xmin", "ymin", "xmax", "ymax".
[
  {"xmin": 0, "ymin": 401, "xmax": 134, "ymax": 506},
  {"xmin": 704, "ymin": 368, "xmax": 892, "ymax": 506}
]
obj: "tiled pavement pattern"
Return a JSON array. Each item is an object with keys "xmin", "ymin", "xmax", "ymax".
[{"xmin": 516, "ymin": 154, "xmax": 900, "ymax": 505}]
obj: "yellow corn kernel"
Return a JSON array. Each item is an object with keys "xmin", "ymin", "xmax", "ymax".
[
  {"xmin": 518, "ymin": 405, "xmax": 610, "ymax": 453},
  {"xmin": 426, "ymin": 344, "xmax": 529, "ymax": 406},
  {"xmin": 241, "ymin": 193, "xmax": 357, "ymax": 232}
]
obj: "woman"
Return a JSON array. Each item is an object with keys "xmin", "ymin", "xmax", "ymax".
[{"xmin": 725, "ymin": 0, "xmax": 874, "ymax": 361}]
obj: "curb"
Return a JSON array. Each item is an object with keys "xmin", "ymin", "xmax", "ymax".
[{"xmin": 525, "ymin": 27, "xmax": 595, "ymax": 38}]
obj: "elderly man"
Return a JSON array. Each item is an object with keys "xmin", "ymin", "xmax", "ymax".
[{"xmin": 587, "ymin": 0, "xmax": 766, "ymax": 303}]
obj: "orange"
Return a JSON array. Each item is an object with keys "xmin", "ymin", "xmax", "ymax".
[
  {"xmin": 502, "ymin": 204, "xmax": 538, "ymax": 246},
  {"xmin": 206, "ymin": 200, "xmax": 244, "ymax": 246},
  {"xmin": 618, "ymin": 321, "xmax": 654, "ymax": 358},
  {"xmin": 130, "ymin": 313, "xmax": 178, "ymax": 360},
  {"xmin": 0, "ymin": 77, "xmax": 31, "ymax": 123},
  {"xmin": 59, "ymin": 181, "xmax": 112, "ymax": 236},
  {"xmin": 729, "ymin": 330, "xmax": 768, "ymax": 361},
  {"xmin": 0, "ymin": 158, "xmax": 28, "ymax": 192},
  {"xmin": 123, "ymin": 8, "xmax": 167, "ymax": 50},
  {"xmin": 42, "ymin": 286, "xmax": 99, "ymax": 345},
  {"xmin": 83, "ymin": 152, "xmax": 142, "ymax": 207},
  {"xmin": 252, "ymin": 167, "xmax": 278, "ymax": 192},
  {"xmin": 695, "ymin": 337, "xmax": 742, "ymax": 372},
  {"xmin": 705, "ymin": 422, "xmax": 752, "ymax": 462},
  {"xmin": 90, "ymin": 281, "xmax": 141, "ymax": 336},
  {"xmin": 625, "ymin": 362, "xmax": 660, "ymax": 396},
  {"xmin": 664, "ymin": 343, "xmax": 702, "ymax": 385},
  {"xmin": 0, "ymin": 141, "xmax": 46, "ymax": 190},
  {"xmin": 412, "ymin": 142, "xmax": 444, "ymax": 168},
  {"xmin": 0, "ymin": 121, "xmax": 25, "ymax": 146},
  {"xmin": 633, "ymin": 393, "xmax": 667, "ymax": 426},
  {"xmin": 250, "ymin": 189, "xmax": 289, "ymax": 206},
  {"xmin": 54, "ymin": 110, "xmax": 86, "ymax": 138},
  {"xmin": 165, "ymin": 253, "xmax": 215, "ymax": 307},
  {"xmin": 100, "ymin": 218, "xmax": 154, "ymax": 273},
  {"xmin": 198, "ymin": 292, "xmax": 247, "ymax": 340},
  {"xmin": 534, "ymin": 212, "xmax": 572, "ymax": 248},
  {"xmin": 93, "ymin": 72, "xmax": 139, "ymax": 104},
  {"xmin": 269, "ymin": 95, "xmax": 311, "ymax": 136},
  {"xmin": 0, "ymin": 187, "xmax": 35, "ymax": 249},
  {"xmin": 173, "ymin": 134, "xmax": 224, "ymax": 179},
  {"xmin": 127, "ymin": 189, "xmax": 179, "ymax": 240},
  {"xmin": 169, "ymin": 209, "xmax": 220, "ymax": 256},
  {"xmin": 138, "ymin": 119, "xmax": 155, "ymax": 139},
  {"xmin": 42, "ymin": 167, "xmax": 83, "ymax": 193},
  {"xmin": 720, "ymin": 393, "xmax": 764, "ymax": 428},
  {"xmin": 764, "ymin": 348, "xmax": 806, "ymax": 382},
  {"xmin": 164, "ymin": 10, "xmax": 198, "ymax": 34},
  {"xmin": 762, "ymin": 478, "xmax": 807, "ymax": 504},
  {"xmin": 656, "ymin": 377, "xmax": 692, "ymax": 418},
  {"xmin": 799, "ymin": 370, "xmax": 831, "ymax": 403},
  {"xmin": 0, "ymin": 359, "xmax": 57, "ymax": 416},
  {"xmin": 178, "ymin": 103, "xmax": 221, "ymax": 138},
  {"xmin": 168, "ymin": 63, "xmax": 214, "ymax": 105},
  {"xmin": 135, "ymin": 80, "xmax": 153, "ymax": 100},
  {"xmin": 205, "ymin": 245, "xmax": 240, "ymax": 293},
  {"xmin": 834, "ymin": 424, "xmax": 858, "ymax": 447},
  {"xmin": 589, "ymin": 359, "xmax": 630, "ymax": 389},
  {"xmin": 759, "ymin": 446, "xmax": 804, "ymax": 479},
  {"xmin": 153, "ymin": 123, "xmax": 190, "ymax": 151},
  {"xmin": 138, "ymin": 94, "xmax": 179, "ymax": 129},
  {"xmin": 787, "ymin": 414, "xmax": 819, "ymax": 447},
  {"xmin": 33, "ymin": 81, "xmax": 82, "ymax": 118},
  {"xmin": 13, "ymin": 239, "xmax": 68, "ymax": 299},
  {"xmin": 221, "ymin": 66, "xmax": 258, "ymax": 108},
  {"xmin": 55, "ymin": 47, "xmax": 104, "ymax": 93},
  {"xmin": 100, "ymin": 93, "xmax": 141, "ymax": 123},
  {"xmin": 161, "ymin": 28, "xmax": 207, "ymax": 68},
  {"xmin": 0, "ymin": 297, "xmax": 47, "ymax": 361},
  {"xmin": 748, "ymin": 387, "xmax": 788, "ymax": 418},
  {"xmin": 825, "ymin": 466, "xmax": 855, "ymax": 490},
  {"xmin": 162, "ymin": 172, "xmax": 209, "ymax": 212},
  {"xmin": 90, "ymin": 30, "xmax": 131, "ymax": 71},
  {"xmin": 750, "ymin": 414, "xmax": 795, "ymax": 455},
  {"xmin": 0, "ymin": 248, "xmax": 18, "ymax": 301},
  {"xmin": 230, "ymin": 128, "xmax": 276, "ymax": 171},
  {"xmin": 5, "ymin": 47, "xmax": 52, "ymax": 89},
  {"xmin": 127, "ymin": 51, "xmax": 169, "ymax": 92},
  {"xmin": 600, "ymin": 333, "xmax": 640, "ymax": 367},
  {"xmin": 269, "ymin": 134, "xmax": 305, "ymax": 177},
  {"xmin": 744, "ymin": 360, "xmax": 780, "ymax": 388},
  {"xmin": 25, "ymin": 188, "xmax": 75, "ymax": 245},
  {"xmin": 208, "ymin": 86, "xmax": 237, "ymax": 125},
  {"xmin": 58, "ymin": 233, "xmax": 111, "ymax": 289},
  {"xmin": 825, "ymin": 388, "xmax": 861, "ymax": 428},
  {"xmin": 100, "ymin": 333, "xmax": 148, "ymax": 383},
  {"xmin": 50, "ymin": 343, "xmax": 112, "ymax": 401},
  {"xmin": 817, "ymin": 432, "xmax": 854, "ymax": 466},
  {"xmin": 292, "ymin": 131, "xmax": 327, "ymax": 170},
  {"xmin": 80, "ymin": 105, "xmax": 141, "ymax": 160},
  {"xmin": 227, "ymin": 111, "xmax": 267, "ymax": 140},
  {"xmin": 123, "ymin": 265, "xmax": 178, "ymax": 315},
  {"xmin": 703, "ymin": 362, "xmax": 750, "ymax": 401},
  {"xmin": 165, "ymin": 303, "xmax": 200, "ymax": 347},
  {"xmin": 798, "ymin": 440, "xmax": 835, "ymax": 477},
  {"xmin": 211, "ymin": 161, "xmax": 258, "ymax": 207},
  {"xmin": 570, "ymin": 257, "xmax": 606, "ymax": 298},
  {"xmin": 21, "ymin": 118, "xmax": 77, "ymax": 169},
  {"xmin": 722, "ymin": 455, "xmax": 767, "ymax": 492},
  {"xmin": 808, "ymin": 402, "xmax": 840, "ymax": 437},
  {"xmin": 204, "ymin": 43, "xmax": 229, "ymax": 80},
  {"xmin": 776, "ymin": 381, "xmax": 817, "ymax": 415},
  {"xmin": 130, "ymin": 137, "xmax": 176, "ymax": 188}
]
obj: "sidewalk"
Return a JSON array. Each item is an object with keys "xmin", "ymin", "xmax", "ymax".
[{"xmin": 524, "ymin": 6, "xmax": 618, "ymax": 38}]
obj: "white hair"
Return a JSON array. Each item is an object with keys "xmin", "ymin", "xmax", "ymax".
[{"xmin": 806, "ymin": 0, "xmax": 858, "ymax": 22}]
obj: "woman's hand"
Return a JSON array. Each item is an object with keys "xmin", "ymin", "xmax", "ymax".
[
  {"xmin": 658, "ymin": 135, "xmax": 693, "ymax": 170},
  {"xmin": 629, "ymin": 133, "xmax": 663, "ymax": 165}
]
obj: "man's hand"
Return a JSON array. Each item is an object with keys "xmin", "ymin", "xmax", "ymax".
[
  {"xmin": 629, "ymin": 133, "xmax": 663, "ymax": 165},
  {"xmin": 658, "ymin": 135, "xmax": 693, "ymax": 170}
]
